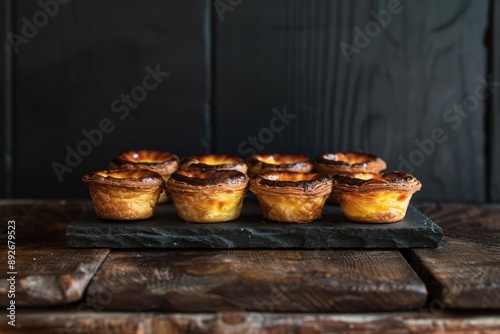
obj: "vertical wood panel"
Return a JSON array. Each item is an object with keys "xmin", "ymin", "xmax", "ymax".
[
  {"xmin": 1, "ymin": 0, "xmax": 13, "ymax": 198},
  {"xmin": 13, "ymin": 0, "xmax": 211, "ymax": 198},
  {"xmin": 215, "ymin": 0, "xmax": 488, "ymax": 201},
  {"xmin": 492, "ymin": 0, "xmax": 500, "ymax": 201}
]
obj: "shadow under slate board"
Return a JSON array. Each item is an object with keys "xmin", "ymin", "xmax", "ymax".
[{"xmin": 66, "ymin": 200, "xmax": 442, "ymax": 249}]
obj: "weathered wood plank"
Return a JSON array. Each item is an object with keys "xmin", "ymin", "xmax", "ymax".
[
  {"xmin": 153, "ymin": 311, "xmax": 500, "ymax": 334},
  {"xmin": 411, "ymin": 236, "xmax": 500, "ymax": 309},
  {"xmin": 0, "ymin": 245, "xmax": 109, "ymax": 307},
  {"xmin": 86, "ymin": 249, "xmax": 426, "ymax": 312},
  {"xmin": 415, "ymin": 203, "xmax": 500, "ymax": 244},
  {"xmin": 2, "ymin": 311, "xmax": 500, "ymax": 334},
  {"xmin": 0, "ymin": 201, "xmax": 109, "ymax": 307},
  {"xmin": 1, "ymin": 311, "xmax": 150, "ymax": 334},
  {"xmin": 214, "ymin": 0, "xmax": 488, "ymax": 202}
]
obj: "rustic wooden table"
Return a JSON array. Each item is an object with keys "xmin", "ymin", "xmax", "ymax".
[{"xmin": 0, "ymin": 200, "xmax": 499, "ymax": 333}]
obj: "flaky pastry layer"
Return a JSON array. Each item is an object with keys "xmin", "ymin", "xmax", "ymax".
[
  {"xmin": 109, "ymin": 150, "xmax": 179, "ymax": 203},
  {"xmin": 332, "ymin": 172, "xmax": 422, "ymax": 223},
  {"xmin": 250, "ymin": 172, "xmax": 332, "ymax": 223},
  {"xmin": 167, "ymin": 170, "xmax": 249, "ymax": 223},
  {"xmin": 82, "ymin": 170, "xmax": 164, "ymax": 220}
]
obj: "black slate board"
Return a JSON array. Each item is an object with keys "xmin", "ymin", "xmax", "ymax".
[{"xmin": 66, "ymin": 200, "xmax": 442, "ymax": 249}]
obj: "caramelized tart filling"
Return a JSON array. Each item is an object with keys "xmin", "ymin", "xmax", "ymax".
[
  {"xmin": 332, "ymin": 172, "xmax": 420, "ymax": 191},
  {"xmin": 254, "ymin": 172, "xmax": 332, "ymax": 194},
  {"xmin": 314, "ymin": 151, "xmax": 386, "ymax": 174},
  {"xmin": 169, "ymin": 170, "xmax": 248, "ymax": 187},
  {"xmin": 83, "ymin": 169, "xmax": 165, "ymax": 188},
  {"xmin": 179, "ymin": 154, "xmax": 247, "ymax": 174},
  {"xmin": 111, "ymin": 149, "xmax": 179, "ymax": 170},
  {"xmin": 248, "ymin": 154, "xmax": 313, "ymax": 176}
]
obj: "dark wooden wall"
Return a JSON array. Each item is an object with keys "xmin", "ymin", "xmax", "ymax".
[
  {"xmin": 1, "ymin": 0, "xmax": 13, "ymax": 199},
  {"xmin": 0, "ymin": 0, "xmax": 498, "ymax": 201},
  {"xmin": 492, "ymin": 0, "xmax": 500, "ymax": 201}
]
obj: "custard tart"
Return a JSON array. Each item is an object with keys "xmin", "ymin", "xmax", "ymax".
[
  {"xmin": 332, "ymin": 172, "xmax": 422, "ymax": 223},
  {"xmin": 167, "ymin": 170, "xmax": 249, "ymax": 223},
  {"xmin": 82, "ymin": 169, "xmax": 165, "ymax": 220},
  {"xmin": 249, "ymin": 172, "xmax": 332, "ymax": 223},
  {"xmin": 248, "ymin": 154, "xmax": 313, "ymax": 177},
  {"xmin": 315, "ymin": 151, "xmax": 386, "ymax": 203},
  {"xmin": 109, "ymin": 149, "xmax": 179, "ymax": 203},
  {"xmin": 179, "ymin": 154, "xmax": 247, "ymax": 174}
]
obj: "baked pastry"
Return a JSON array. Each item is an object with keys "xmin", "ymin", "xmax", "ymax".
[
  {"xmin": 332, "ymin": 172, "xmax": 422, "ymax": 223},
  {"xmin": 82, "ymin": 169, "xmax": 165, "ymax": 220},
  {"xmin": 314, "ymin": 151, "xmax": 386, "ymax": 175},
  {"xmin": 179, "ymin": 154, "xmax": 247, "ymax": 174},
  {"xmin": 247, "ymin": 154, "xmax": 313, "ymax": 177},
  {"xmin": 249, "ymin": 172, "xmax": 332, "ymax": 223},
  {"xmin": 315, "ymin": 151, "xmax": 386, "ymax": 203},
  {"xmin": 167, "ymin": 170, "xmax": 249, "ymax": 223},
  {"xmin": 109, "ymin": 149, "xmax": 179, "ymax": 203}
]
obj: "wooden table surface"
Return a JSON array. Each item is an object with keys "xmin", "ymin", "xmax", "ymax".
[{"xmin": 0, "ymin": 200, "xmax": 499, "ymax": 333}]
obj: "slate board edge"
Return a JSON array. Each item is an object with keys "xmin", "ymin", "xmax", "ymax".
[{"xmin": 65, "ymin": 205, "xmax": 443, "ymax": 249}]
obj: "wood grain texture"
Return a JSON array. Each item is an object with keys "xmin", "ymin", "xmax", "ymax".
[
  {"xmin": 86, "ymin": 249, "xmax": 426, "ymax": 312},
  {"xmin": 0, "ymin": 245, "xmax": 109, "ymax": 307},
  {"xmin": 214, "ymin": 0, "xmax": 488, "ymax": 201},
  {"xmin": 411, "ymin": 236, "xmax": 500, "ymax": 309},
  {"xmin": 0, "ymin": 200, "xmax": 109, "ymax": 307},
  {"xmin": 0, "ymin": 311, "xmax": 151, "ymax": 334},
  {"xmin": 3, "ymin": 311, "xmax": 500, "ymax": 334},
  {"xmin": 153, "ymin": 311, "xmax": 500, "ymax": 334},
  {"xmin": 415, "ymin": 202, "xmax": 500, "ymax": 244},
  {"xmin": 12, "ymin": 0, "xmax": 211, "ymax": 198}
]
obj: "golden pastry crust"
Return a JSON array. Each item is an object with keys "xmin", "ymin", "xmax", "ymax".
[
  {"xmin": 167, "ymin": 170, "xmax": 249, "ymax": 223},
  {"xmin": 179, "ymin": 154, "xmax": 248, "ymax": 174},
  {"xmin": 332, "ymin": 172, "xmax": 422, "ymax": 223},
  {"xmin": 109, "ymin": 149, "xmax": 179, "ymax": 203},
  {"xmin": 249, "ymin": 172, "xmax": 332, "ymax": 223},
  {"xmin": 82, "ymin": 169, "xmax": 165, "ymax": 220},
  {"xmin": 248, "ymin": 154, "xmax": 313, "ymax": 177},
  {"xmin": 314, "ymin": 151, "xmax": 387, "ymax": 203}
]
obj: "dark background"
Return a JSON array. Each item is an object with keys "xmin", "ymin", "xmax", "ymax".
[{"xmin": 1, "ymin": 0, "xmax": 499, "ymax": 202}]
